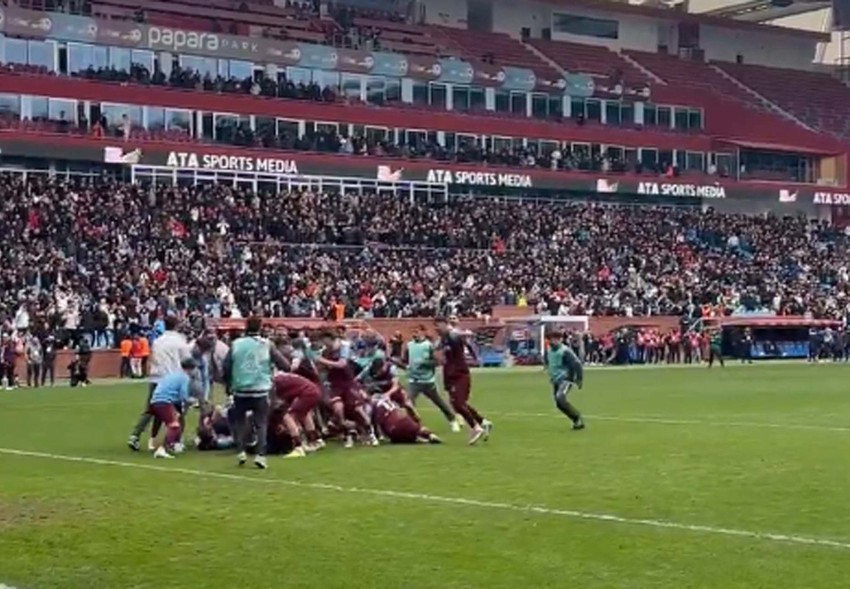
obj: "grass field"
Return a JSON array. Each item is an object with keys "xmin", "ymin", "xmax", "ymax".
[{"xmin": 2, "ymin": 362, "xmax": 850, "ymax": 588}]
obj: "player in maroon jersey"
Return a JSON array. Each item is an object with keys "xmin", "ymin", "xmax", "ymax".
[
  {"xmin": 271, "ymin": 372, "xmax": 323, "ymax": 458},
  {"xmin": 364, "ymin": 352, "xmax": 421, "ymax": 423},
  {"xmin": 372, "ymin": 394, "xmax": 441, "ymax": 444},
  {"xmin": 316, "ymin": 329, "xmax": 378, "ymax": 447},
  {"xmin": 434, "ymin": 317, "xmax": 492, "ymax": 445}
]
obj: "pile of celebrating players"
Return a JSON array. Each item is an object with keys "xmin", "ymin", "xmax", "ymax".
[{"xmin": 128, "ymin": 316, "xmax": 493, "ymax": 466}]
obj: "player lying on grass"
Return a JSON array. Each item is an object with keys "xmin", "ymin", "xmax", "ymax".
[
  {"xmin": 148, "ymin": 357, "xmax": 203, "ymax": 459},
  {"xmin": 371, "ymin": 393, "xmax": 442, "ymax": 444},
  {"xmin": 195, "ymin": 400, "xmax": 237, "ymax": 451},
  {"xmin": 545, "ymin": 331, "xmax": 585, "ymax": 430}
]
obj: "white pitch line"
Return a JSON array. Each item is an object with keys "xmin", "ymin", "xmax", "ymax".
[
  {"xmin": 483, "ymin": 411, "xmax": 850, "ymax": 433},
  {"xmin": 1, "ymin": 447, "xmax": 849, "ymax": 551}
]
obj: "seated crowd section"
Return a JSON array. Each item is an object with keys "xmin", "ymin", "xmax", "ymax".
[{"xmin": 2, "ymin": 172, "xmax": 850, "ymax": 340}]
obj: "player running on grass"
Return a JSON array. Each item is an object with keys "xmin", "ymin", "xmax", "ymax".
[
  {"xmin": 545, "ymin": 332, "xmax": 585, "ymax": 430},
  {"xmin": 434, "ymin": 317, "xmax": 493, "ymax": 445},
  {"xmin": 707, "ymin": 328, "xmax": 725, "ymax": 368},
  {"xmin": 402, "ymin": 325, "xmax": 460, "ymax": 432}
]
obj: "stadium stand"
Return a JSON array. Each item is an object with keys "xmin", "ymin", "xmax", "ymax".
[{"xmin": 1, "ymin": 172, "xmax": 848, "ymax": 330}]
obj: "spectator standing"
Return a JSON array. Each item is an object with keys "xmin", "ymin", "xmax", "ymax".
[
  {"xmin": 25, "ymin": 333, "xmax": 43, "ymax": 388},
  {"xmin": 41, "ymin": 335, "xmax": 56, "ymax": 387}
]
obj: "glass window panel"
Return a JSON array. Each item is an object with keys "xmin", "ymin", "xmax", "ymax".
[
  {"xmin": 549, "ymin": 95, "xmax": 563, "ymax": 118},
  {"xmin": 366, "ymin": 126, "xmax": 387, "ymax": 142},
  {"xmin": 492, "ymin": 136, "xmax": 511, "ymax": 152},
  {"xmin": 553, "ymin": 13, "xmax": 619, "ymax": 39},
  {"xmin": 148, "ymin": 107, "xmax": 166, "ymax": 130},
  {"xmin": 531, "ymin": 93, "xmax": 548, "ymax": 118},
  {"xmin": 385, "ymin": 78, "xmax": 401, "ymax": 102},
  {"xmin": 404, "ymin": 129, "xmax": 426, "ymax": 147},
  {"xmin": 621, "ymin": 102, "xmax": 634, "ymax": 125},
  {"xmin": 657, "ymin": 105, "xmax": 671, "ymax": 128},
  {"xmin": 344, "ymin": 74, "xmax": 364, "ymax": 101},
  {"xmin": 109, "ymin": 47, "xmax": 131, "ymax": 72},
  {"xmin": 644, "ymin": 104, "xmax": 657, "ymax": 126},
  {"xmin": 429, "ymin": 83, "xmax": 447, "ymax": 109},
  {"xmin": 495, "ymin": 90, "xmax": 510, "ymax": 112},
  {"xmin": 287, "ymin": 66, "xmax": 312, "ymax": 85},
  {"xmin": 674, "ymin": 108, "xmax": 688, "ymax": 130},
  {"xmin": 0, "ymin": 94, "xmax": 20, "ymax": 116},
  {"xmin": 605, "ymin": 101, "xmax": 621, "ymax": 125},
  {"xmin": 132, "ymin": 50, "xmax": 154, "ymax": 72},
  {"xmin": 28, "ymin": 40, "xmax": 54, "ymax": 69},
  {"xmin": 470, "ymin": 87, "xmax": 485, "ymax": 111},
  {"xmin": 218, "ymin": 59, "xmax": 229, "ymax": 78},
  {"xmin": 277, "ymin": 119, "xmax": 299, "ymax": 137},
  {"xmin": 444, "ymin": 132, "xmax": 456, "ymax": 151},
  {"xmin": 228, "ymin": 60, "xmax": 252, "ymax": 80},
  {"xmin": 659, "ymin": 149, "xmax": 674, "ymax": 169},
  {"xmin": 180, "ymin": 55, "xmax": 202, "ymax": 74},
  {"xmin": 213, "ymin": 113, "xmax": 249, "ymax": 143},
  {"xmin": 412, "ymin": 81, "xmax": 428, "ymax": 105},
  {"xmin": 510, "ymin": 91, "xmax": 526, "ymax": 114},
  {"xmin": 586, "ymin": 99, "xmax": 601, "ymax": 121},
  {"xmin": 688, "ymin": 109, "xmax": 702, "ymax": 130},
  {"xmin": 167, "ymin": 109, "xmax": 192, "ymax": 133},
  {"xmin": 687, "ymin": 151, "xmax": 705, "ymax": 171},
  {"xmin": 570, "ymin": 97, "xmax": 585, "ymax": 119},
  {"xmin": 49, "ymin": 98, "xmax": 75, "ymax": 122},
  {"xmin": 67, "ymin": 42, "xmax": 92, "ymax": 74},
  {"xmin": 641, "ymin": 148, "xmax": 658, "ymax": 167},
  {"xmin": 368, "ymin": 76, "xmax": 386, "ymax": 104},
  {"xmin": 454, "ymin": 86, "xmax": 470, "ymax": 111},
  {"xmin": 6, "ymin": 38, "xmax": 28, "ymax": 65},
  {"xmin": 92, "ymin": 45, "xmax": 108, "ymax": 69},
  {"xmin": 313, "ymin": 70, "xmax": 339, "ymax": 90},
  {"xmin": 31, "ymin": 96, "xmax": 49, "ymax": 120},
  {"xmin": 540, "ymin": 140, "xmax": 558, "ymax": 155},
  {"xmin": 101, "ymin": 103, "xmax": 142, "ymax": 131}
]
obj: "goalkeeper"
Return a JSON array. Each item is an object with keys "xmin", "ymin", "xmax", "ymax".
[{"xmin": 545, "ymin": 331, "xmax": 586, "ymax": 430}]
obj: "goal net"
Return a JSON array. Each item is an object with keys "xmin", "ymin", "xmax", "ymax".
[{"xmin": 501, "ymin": 315, "xmax": 590, "ymax": 364}]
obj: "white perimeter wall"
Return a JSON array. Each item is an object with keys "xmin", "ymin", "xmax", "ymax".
[
  {"xmin": 422, "ymin": 0, "xmax": 468, "ymax": 28},
  {"xmin": 700, "ymin": 25, "xmax": 816, "ymax": 68},
  {"xmin": 485, "ymin": 0, "xmax": 818, "ymax": 69}
]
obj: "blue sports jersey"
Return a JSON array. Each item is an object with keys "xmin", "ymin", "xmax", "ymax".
[{"xmin": 150, "ymin": 372, "xmax": 191, "ymax": 406}]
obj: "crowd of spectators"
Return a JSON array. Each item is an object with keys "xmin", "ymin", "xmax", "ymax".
[{"xmin": 3, "ymin": 172, "xmax": 850, "ymax": 348}]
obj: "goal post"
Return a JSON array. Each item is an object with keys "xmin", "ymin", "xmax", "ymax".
[{"xmin": 501, "ymin": 314, "xmax": 590, "ymax": 361}]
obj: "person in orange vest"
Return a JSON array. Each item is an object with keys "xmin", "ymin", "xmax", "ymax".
[
  {"xmin": 119, "ymin": 337, "xmax": 132, "ymax": 378},
  {"xmin": 129, "ymin": 335, "xmax": 144, "ymax": 378},
  {"xmin": 139, "ymin": 335, "xmax": 151, "ymax": 377}
]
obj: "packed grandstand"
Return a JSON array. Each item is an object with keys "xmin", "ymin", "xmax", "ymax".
[{"xmin": 0, "ymin": 0, "xmax": 849, "ymax": 337}]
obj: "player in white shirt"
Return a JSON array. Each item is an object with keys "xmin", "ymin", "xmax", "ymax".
[{"xmin": 127, "ymin": 316, "xmax": 193, "ymax": 452}]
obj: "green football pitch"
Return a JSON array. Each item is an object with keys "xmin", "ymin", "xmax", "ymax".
[{"xmin": 2, "ymin": 362, "xmax": 850, "ymax": 589}]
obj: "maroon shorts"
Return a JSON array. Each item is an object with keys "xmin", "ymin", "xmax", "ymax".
[
  {"xmin": 383, "ymin": 414, "xmax": 421, "ymax": 444},
  {"xmin": 148, "ymin": 402, "xmax": 178, "ymax": 425},
  {"xmin": 444, "ymin": 373, "xmax": 471, "ymax": 403},
  {"xmin": 287, "ymin": 389, "xmax": 320, "ymax": 420}
]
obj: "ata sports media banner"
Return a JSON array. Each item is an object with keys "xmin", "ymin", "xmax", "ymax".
[{"xmin": 0, "ymin": 133, "xmax": 834, "ymax": 212}]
